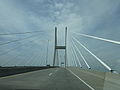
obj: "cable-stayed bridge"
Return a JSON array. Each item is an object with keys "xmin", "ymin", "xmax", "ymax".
[{"xmin": 0, "ymin": 27, "xmax": 120, "ymax": 90}]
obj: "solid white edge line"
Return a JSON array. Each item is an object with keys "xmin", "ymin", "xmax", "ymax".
[{"xmin": 67, "ymin": 69, "xmax": 95, "ymax": 90}]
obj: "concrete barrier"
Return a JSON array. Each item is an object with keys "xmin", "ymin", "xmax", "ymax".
[{"xmin": 103, "ymin": 72, "xmax": 120, "ymax": 90}]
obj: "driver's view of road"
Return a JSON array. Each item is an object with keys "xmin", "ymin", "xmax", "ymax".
[{"xmin": 0, "ymin": 0, "xmax": 120, "ymax": 90}]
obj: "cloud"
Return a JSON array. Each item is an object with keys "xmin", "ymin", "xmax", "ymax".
[{"xmin": 0, "ymin": 0, "xmax": 120, "ymax": 72}]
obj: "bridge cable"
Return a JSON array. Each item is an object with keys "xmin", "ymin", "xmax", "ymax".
[
  {"xmin": 22, "ymin": 40, "xmax": 46, "ymax": 66},
  {"xmin": 70, "ymin": 47, "xmax": 76, "ymax": 66},
  {"xmin": 72, "ymin": 31, "xmax": 120, "ymax": 45},
  {"xmin": 33, "ymin": 45, "xmax": 47, "ymax": 66},
  {"xmin": 71, "ymin": 40, "xmax": 82, "ymax": 68},
  {"xmin": 72, "ymin": 39, "xmax": 91, "ymax": 69},
  {"xmin": 2, "ymin": 41, "xmax": 36, "ymax": 66},
  {"xmin": 0, "ymin": 34, "xmax": 40, "ymax": 46},
  {"xmin": 1, "ymin": 36, "xmax": 43, "ymax": 66},
  {"xmin": 71, "ymin": 45, "xmax": 78, "ymax": 67},
  {"xmin": 0, "ymin": 36, "xmax": 41, "ymax": 56},
  {"xmin": 1, "ymin": 41, "xmax": 34, "ymax": 66},
  {"xmin": 0, "ymin": 31, "xmax": 44, "ymax": 36},
  {"xmin": 72, "ymin": 36, "xmax": 113, "ymax": 72}
]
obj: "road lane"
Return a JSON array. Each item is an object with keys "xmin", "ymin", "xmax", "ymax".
[
  {"xmin": 45, "ymin": 68, "xmax": 91, "ymax": 90},
  {"xmin": 68, "ymin": 67, "xmax": 105, "ymax": 90},
  {"xmin": 0, "ymin": 68, "xmax": 92, "ymax": 90},
  {"xmin": 68, "ymin": 69, "xmax": 95, "ymax": 90},
  {"xmin": 0, "ymin": 68, "xmax": 58, "ymax": 90}
]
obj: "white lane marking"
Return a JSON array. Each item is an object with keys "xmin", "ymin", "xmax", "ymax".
[
  {"xmin": 48, "ymin": 69, "xmax": 59, "ymax": 76},
  {"xmin": 49, "ymin": 73, "xmax": 53, "ymax": 76},
  {"xmin": 67, "ymin": 69, "xmax": 95, "ymax": 90},
  {"xmin": 55, "ymin": 69, "xmax": 58, "ymax": 72}
]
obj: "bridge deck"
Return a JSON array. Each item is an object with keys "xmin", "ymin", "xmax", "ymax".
[{"xmin": 0, "ymin": 67, "xmax": 119, "ymax": 90}]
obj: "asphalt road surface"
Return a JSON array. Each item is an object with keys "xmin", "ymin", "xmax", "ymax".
[{"xmin": 0, "ymin": 68, "xmax": 94, "ymax": 90}]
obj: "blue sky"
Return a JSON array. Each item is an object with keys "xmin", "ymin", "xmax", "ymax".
[{"xmin": 0, "ymin": 0, "xmax": 120, "ymax": 72}]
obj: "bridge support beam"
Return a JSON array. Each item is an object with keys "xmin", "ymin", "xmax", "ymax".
[{"xmin": 53, "ymin": 27, "xmax": 67, "ymax": 67}]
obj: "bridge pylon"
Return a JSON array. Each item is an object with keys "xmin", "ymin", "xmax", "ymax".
[{"xmin": 53, "ymin": 27, "xmax": 67, "ymax": 67}]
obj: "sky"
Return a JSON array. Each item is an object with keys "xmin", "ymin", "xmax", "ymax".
[{"xmin": 0, "ymin": 0, "xmax": 120, "ymax": 73}]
